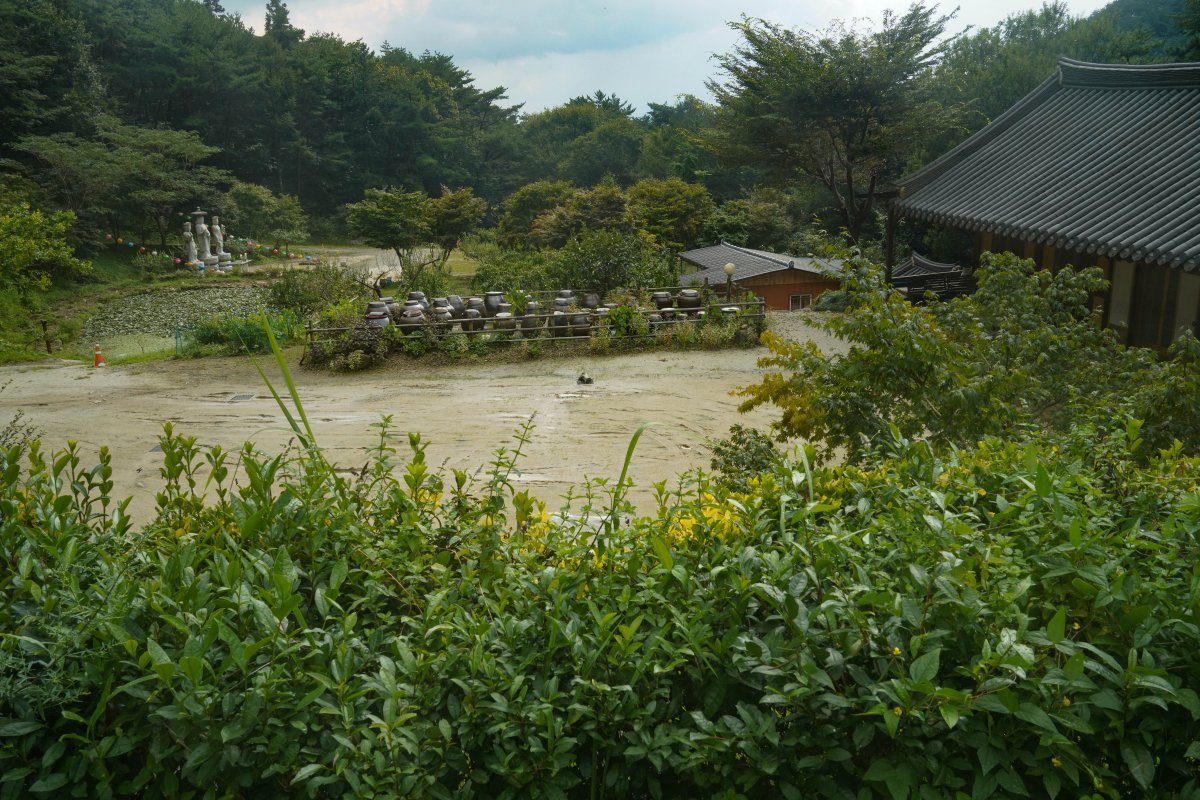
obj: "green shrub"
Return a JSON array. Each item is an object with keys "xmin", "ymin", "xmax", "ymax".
[
  {"xmin": 2, "ymin": 413, "xmax": 1199, "ymax": 798},
  {"xmin": 468, "ymin": 245, "xmax": 553, "ymax": 294},
  {"xmin": 549, "ymin": 230, "xmax": 674, "ymax": 296},
  {"xmin": 468, "ymin": 334, "xmax": 491, "ymax": 357},
  {"xmin": 269, "ymin": 262, "xmax": 371, "ymax": 318},
  {"xmin": 440, "ymin": 332, "xmax": 470, "ymax": 360},
  {"xmin": 743, "ymin": 252, "xmax": 1200, "ymax": 460},
  {"xmin": 402, "ymin": 331, "xmax": 432, "ymax": 358},
  {"xmin": 709, "ymin": 423, "xmax": 779, "ymax": 492},
  {"xmin": 589, "ymin": 325, "xmax": 612, "ymax": 354},
  {"xmin": 812, "ymin": 288, "xmax": 849, "ymax": 311},
  {"xmin": 186, "ymin": 310, "xmax": 300, "ymax": 354},
  {"xmin": 662, "ymin": 319, "xmax": 697, "ymax": 347}
]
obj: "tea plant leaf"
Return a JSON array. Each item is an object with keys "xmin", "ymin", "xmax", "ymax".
[
  {"xmin": 1014, "ymin": 703, "xmax": 1058, "ymax": 734},
  {"xmin": 909, "ymin": 648, "xmax": 940, "ymax": 685},
  {"xmin": 0, "ymin": 720, "xmax": 42, "ymax": 737},
  {"xmin": 649, "ymin": 535, "xmax": 673, "ymax": 571},
  {"xmin": 1046, "ymin": 607, "xmax": 1067, "ymax": 644},
  {"xmin": 146, "ymin": 639, "xmax": 175, "ymax": 683},
  {"xmin": 293, "ymin": 764, "xmax": 322, "ymax": 782},
  {"xmin": 1043, "ymin": 770, "xmax": 1062, "ymax": 799},
  {"xmin": 29, "ymin": 774, "xmax": 68, "ymax": 792},
  {"xmin": 1121, "ymin": 740, "xmax": 1155, "ymax": 789},
  {"xmin": 939, "ymin": 704, "xmax": 960, "ymax": 729}
]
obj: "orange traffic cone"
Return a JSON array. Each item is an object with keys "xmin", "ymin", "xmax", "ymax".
[{"xmin": 93, "ymin": 342, "xmax": 106, "ymax": 368}]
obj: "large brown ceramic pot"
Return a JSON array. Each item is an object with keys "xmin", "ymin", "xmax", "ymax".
[
  {"xmin": 550, "ymin": 311, "xmax": 568, "ymax": 337},
  {"xmin": 676, "ymin": 289, "xmax": 702, "ymax": 310},
  {"xmin": 364, "ymin": 311, "xmax": 390, "ymax": 329},
  {"xmin": 483, "ymin": 291, "xmax": 504, "ymax": 317},
  {"xmin": 398, "ymin": 306, "xmax": 425, "ymax": 334},
  {"xmin": 569, "ymin": 312, "xmax": 591, "ymax": 336},
  {"xmin": 520, "ymin": 302, "xmax": 543, "ymax": 333}
]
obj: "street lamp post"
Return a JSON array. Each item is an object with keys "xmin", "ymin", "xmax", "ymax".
[{"xmin": 723, "ymin": 262, "xmax": 736, "ymax": 300}]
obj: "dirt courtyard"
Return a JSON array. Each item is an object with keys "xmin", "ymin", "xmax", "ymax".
[{"xmin": 0, "ymin": 313, "xmax": 844, "ymax": 525}]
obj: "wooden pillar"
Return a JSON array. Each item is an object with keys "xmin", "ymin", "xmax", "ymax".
[
  {"xmin": 1042, "ymin": 244, "xmax": 1057, "ymax": 272},
  {"xmin": 885, "ymin": 206, "xmax": 898, "ymax": 284}
]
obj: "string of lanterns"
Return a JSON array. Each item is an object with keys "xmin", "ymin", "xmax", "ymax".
[{"xmin": 102, "ymin": 232, "xmax": 318, "ymax": 265}]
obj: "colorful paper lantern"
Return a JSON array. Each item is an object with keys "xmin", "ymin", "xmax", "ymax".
[
  {"xmin": 104, "ymin": 233, "xmax": 113, "ymax": 241},
  {"xmin": 116, "ymin": 238, "xmax": 124, "ymax": 244},
  {"xmin": 174, "ymin": 258, "xmax": 182, "ymax": 265},
  {"xmin": 138, "ymin": 246, "xmax": 146, "ymax": 253},
  {"xmin": 272, "ymin": 249, "xmax": 279, "ymax": 255}
]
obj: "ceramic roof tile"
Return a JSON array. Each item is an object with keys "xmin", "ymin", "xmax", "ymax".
[
  {"xmin": 895, "ymin": 58, "xmax": 1200, "ymax": 271},
  {"xmin": 678, "ymin": 242, "xmax": 841, "ymax": 284}
]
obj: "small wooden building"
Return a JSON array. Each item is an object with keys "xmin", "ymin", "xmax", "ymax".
[
  {"xmin": 891, "ymin": 252, "xmax": 975, "ymax": 301},
  {"xmin": 889, "ymin": 58, "xmax": 1200, "ymax": 349},
  {"xmin": 678, "ymin": 242, "xmax": 842, "ymax": 310}
]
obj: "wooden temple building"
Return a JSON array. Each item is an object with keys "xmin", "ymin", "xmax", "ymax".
[
  {"xmin": 678, "ymin": 242, "xmax": 842, "ymax": 310},
  {"xmin": 888, "ymin": 58, "xmax": 1200, "ymax": 348}
]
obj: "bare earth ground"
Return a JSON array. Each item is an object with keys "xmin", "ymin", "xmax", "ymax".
[{"xmin": 1, "ymin": 313, "xmax": 845, "ymax": 525}]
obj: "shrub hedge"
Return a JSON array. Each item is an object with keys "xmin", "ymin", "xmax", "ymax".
[{"xmin": 3, "ymin": 410, "xmax": 1199, "ymax": 798}]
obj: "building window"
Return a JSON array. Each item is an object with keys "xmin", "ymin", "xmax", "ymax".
[{"xmin": 790, "ymin": 294, "xmax": 812, "ymax": 310}]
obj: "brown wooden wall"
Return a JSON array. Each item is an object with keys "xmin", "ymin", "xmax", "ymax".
[
  {"xmin": 976, "ymin": 232, "xmax": 1200, "ymax": 350},
  {"xmin": 741, "ymin": 273, "xmax": 841, "ymax": 310}
]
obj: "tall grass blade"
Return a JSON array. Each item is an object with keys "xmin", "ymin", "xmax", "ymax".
[
  {"xmin": 598, "ymin": 422, "xmax": 653, "ymax": 542},
  {"xmin": 243, "ymin": 312, "xmax": 319, "ymax": 454}
]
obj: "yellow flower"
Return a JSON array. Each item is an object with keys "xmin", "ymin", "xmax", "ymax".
[
  {"xmin": 1062, "ymin": 697, "xmax": 1071, "ymax": 707},
  {"xmin": 892, "ymin": 706, "xmax": 904, "ymax": 717},
  {"xmin": 1072, "ymin": 622, "xmax": 1081, "ymax": 631},
  {"xmin": 891, "ymin": 646, "xmax": 901, "ymax": 656},
  {"xmin": 667, "ymin": 515, "xmax": 697, "ymax": 543},
  {"xmin": 977, "ymin": 488, "xmax": 987, "ymax": 496},
  {"xmin": 1052, "ymin": 757, "xmax": 1062, "ymax": 768}
]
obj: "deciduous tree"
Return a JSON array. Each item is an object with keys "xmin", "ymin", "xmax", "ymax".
[
  {"xmin": 626, "ymin": 177, "xmax": 714, "ymax": 252},
  {"xmin": 0, "ymin": 201, "xmax": 89, "ymax": 298},
  {"xmin": 710, "ymin": 5, "xmax": 959, "ymax": 242}
]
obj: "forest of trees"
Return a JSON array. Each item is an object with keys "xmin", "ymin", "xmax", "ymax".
[{"xmin": 1, "ymin": 0, "xmax": 1197, "ymax": 265}]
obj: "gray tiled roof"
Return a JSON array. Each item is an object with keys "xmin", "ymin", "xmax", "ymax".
[
  {"xmin": 892, "ymin": 252, "xmax": 963, "ymax": 280},
  {"xmin": 679, "ymin": 242, "xmax": 841, "ymax": 284},
  {"xmin": 895, "ymin": 58, "xmax": 1200, "ymax": 271}
]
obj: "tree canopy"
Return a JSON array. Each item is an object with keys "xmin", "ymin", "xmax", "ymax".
[
  {"xmin": 709, "ymin": 6, "xmax": 960, "ymax": 242},
  {"xmin": 0, "ymin": 0, "xmax": 1194, "ymax": 263},
  {"xmin": 0, "ymin": 201, "xmax": 89, "ymax": 298}
]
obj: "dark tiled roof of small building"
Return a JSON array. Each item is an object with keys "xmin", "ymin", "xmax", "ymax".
[
  {"xmin": 895, "ymin": 58, "xmax": 1200, "ymax": 271},
  {"xmin": 892, "ymin": 252, "xmax": 964, "ymax": 281},
  {"xmin": 679, "ymin": 242, "xmax": 841, "ymax": 284}
]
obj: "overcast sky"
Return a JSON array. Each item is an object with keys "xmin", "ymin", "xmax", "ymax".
[{"xmin": 222, "ymin": 0, "xmax": 1115, "ymax": 114}]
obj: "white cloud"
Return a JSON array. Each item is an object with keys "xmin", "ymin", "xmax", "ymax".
[
  {"xmin": 462, "ymin": 22, "xmax": 735, "ymax": 115},
  {"xmin": 225, "ymin": 0, "xmax": 1117, "ymax": 112}
]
